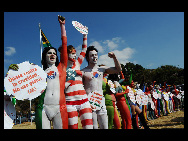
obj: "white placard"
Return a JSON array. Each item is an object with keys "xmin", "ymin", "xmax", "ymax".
[
  {"xmin": 163, "ymin": 92, "xmax": 169, "ymax": 101},
  {"xmin": 127, "ymin": 86, "xmax": 136, "ymax": 104},
  {"xmin": 88, "ymin": 90, "xmax": 105, "ymax": 111},
  {"xmin": 153, "ymin": 91, "xmax": 158, "ymax": 99},
  {"xmin": 136, "ymin": 94, "xmax": 141, "ymax": 105},
  {"xmin": 150, "ymin": 101, "xmax": 155, "ymax": 110},
  {"xmin": 176, "ymin": 94, "xmax": 181, "ymax": 99},
  {"xmin": 72, "ymin": 21, "xmax": 88, "ymax": 34},
  {"xmin": 4, "ymin": 61, "xmax": 47, "ymax": 100},
  {"xmin": 142, "ymin": 95, "xmax": 148, "ymax": 105},
  {"xmin": 108, "ymin": 80, "xmax": 116, "ymax": 94}
]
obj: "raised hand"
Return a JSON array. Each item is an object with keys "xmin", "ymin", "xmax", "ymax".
[
  {"xmin": 108, "ymin": 52, "xmax": 116, "ymax": 58},
  {"xmin": 58, "ymin": 15, "xmax": 65, "ymax": 24}
]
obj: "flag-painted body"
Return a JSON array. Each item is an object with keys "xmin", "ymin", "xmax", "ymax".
[
  {"xmin": 35, "ymin": 20, "xmax": 68, "ymax": 129},
  {"xmin": 65, "ymin": 35, "xmax": 93, "ymax": 129}
]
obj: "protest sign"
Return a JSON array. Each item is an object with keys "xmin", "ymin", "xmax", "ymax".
[
  {"xmin": 163, "ymin": 92, "xmax": 169, "ymax": 101},
  {"xmin": 136, "ymin": 89, "xmax": 144, "ymax": 105},
  {"xmin": 153, "ymin": 91, "xmax": 158, "ymax": 99},
  {"xmin": 72, "ymin": 21, "xmax": 88, "ymax": 34},
  {"xmin": 4, "ymin": 61, "xmax": 47, "ymax": 100},
  {"xmin": 108, "ymin": 80, "xmax": 116, "ymax": 94},
  {"xmin": 88, "ymin": 90, "xmax": 105, "ymax": 111},
  {"xmin": 151, "ymin": 101, "xmax": 155, "ymax": 110},
  {"xmin": 142, "ymin": 95, "xmax": 149, "ymax": 105},
  {"xmin": 136, "ymin": 94, "xmax": 141, "ymax": 105},
  {"xmin": 127, "ymin": 86, "xmax": 136, "ymax": 104}
]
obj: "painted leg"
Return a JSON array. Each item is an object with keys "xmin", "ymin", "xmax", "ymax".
[
  {"xmin": 42, "ymin": 110, "xmax": 51, "ymax": 129},
  {"xmin": 79, "ymin": 102, "xmax": 93, "ymax": 129},
  {"xmin": 67, "ymin": 105, "xmax": 78, "ymax": 129},
  {"xmin": 98, "ymin": 114, "xmax": 108, "ymax": 129},
  {"xmin": 106, "ymin": 106, "xmax": 114, "ymax": 129},
  {"xmin": 92, "ymin": 111, "xmax": 98, "ymax": 129}
]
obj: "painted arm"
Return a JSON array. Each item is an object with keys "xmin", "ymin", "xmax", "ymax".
[
  {"xmin": 58, "ymin": 16, "xmax": 68, "ymax": 68},
  {"xmin": 105, "ymin": 52, "xmax": 121, "ymax": 74},
  {"xmin": 77, "ymin": 34, "xmax": 87, "ymax": 66}
]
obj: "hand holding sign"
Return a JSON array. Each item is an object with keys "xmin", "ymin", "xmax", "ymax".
[
  {"xmin": 72, "ymin": 21, "xmax": 88, "ymax": 34},
  {"xmin": 4, "ymin": 61, "xmax": 47, "ymax": 100}
]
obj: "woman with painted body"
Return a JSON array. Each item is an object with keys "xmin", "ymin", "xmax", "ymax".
[
  {"xmin": 103, "ymin": 78, "xmax": 121, "ymax": 129},
  {"xmin": 107, "ymin": 72, "xmax": 132, "ymax": 129},
  {"xmin": 62, "ymin": 31, "xmax": 93, "ymax": 129},
  {"xmin": 114, "ymin": 82, "xmax": 132, "ymax": 129},
  {"xmin": 128, "ymin": 81, "xmax": 150, "ymax": 129},
  {"xmin": 35, "ymin": 16, "xmax": 68, "ymax": 129}
]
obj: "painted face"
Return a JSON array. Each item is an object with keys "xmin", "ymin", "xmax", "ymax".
[
  {"xmin": 46, "ymin": 49, "xmax": 57, "ymax": 65},
  {"xmin": 68, "ymin": 49, "xmax": 76, "ymax": 61},
  {"xmin": 88, "ymin": 50, "xmax": 98, "ymax": 64}
]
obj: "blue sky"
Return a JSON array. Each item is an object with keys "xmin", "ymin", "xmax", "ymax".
[{"xmin": 4, "ymin": 12, "xmax": 184, "ymax": 76}]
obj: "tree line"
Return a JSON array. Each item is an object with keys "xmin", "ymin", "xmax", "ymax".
[{"xmin": 121, "ymin": 62, "xmax": 184, "ymax": 86}]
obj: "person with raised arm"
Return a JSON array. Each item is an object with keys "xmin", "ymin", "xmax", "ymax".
[
  {"xmin": 35, "ymin": 15, "xmax": 68, "ymax": 129},
  {"xmin": 58, "ymin": 26, "xmax": 93, "ymax": 129},
  {"xmin": 81, "ymin": 46, "xmax": 121, "ymax": 129}
]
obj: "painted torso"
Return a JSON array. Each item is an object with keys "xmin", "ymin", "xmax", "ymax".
[
  {"xmin": 65, "ymin": 60, "xmax": 87, "ymax": 102},
  {"xmin": 44, "ymin": 65, "xmax": 60, "ymax": 105},
  {"xmin": 82, "ymin": 67, "xmax": 105, "ymax": 95}
]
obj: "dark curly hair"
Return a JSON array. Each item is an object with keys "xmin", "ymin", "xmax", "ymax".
[
  {"xmin": 58, "ymin": 45, "xmax": 75, "ymax": 54},
  {"xmin": 85, "ymin": 46, "xmax": 98, "ymax": 63},
  {"xmin": 41, "ymin": 47, "xmax": 59, "ymax": 70}
]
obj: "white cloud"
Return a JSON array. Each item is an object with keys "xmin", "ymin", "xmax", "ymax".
[
  {"xmin": 5, "ymin": 47, "xmax": 16, "ymax": 56},
  {"xmin": 98, "ymin": 47, "xmax": 135, "ymax": 67},
  {"xmin": 89, "ymin": 41, "xmax": 104, "ymax": 53},
  {"xmin": 103, "ymin": 40, "xmax": 118, "ymax": 50},
  {"xmin": 89, "ymin": 37, "xmax": 125, "ymax": 53},
  {"xmin": 102, "ymin": 37, "xmax": 125, "ymax": 50},
  {"xmin": 79, "ymin": 37, "xmax": 136, "ymax": 67}
]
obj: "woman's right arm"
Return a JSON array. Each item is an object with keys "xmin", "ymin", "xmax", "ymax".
[{"xmin": 58, "ymin": 15, "xmax": 68, "ymax": 68}]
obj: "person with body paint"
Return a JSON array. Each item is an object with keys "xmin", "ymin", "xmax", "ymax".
[
  {"xmin": 59, "ymin": 37, "xmax": 93, "ymax": 129},
  {"xmin": 35, "ymin": 16, "xmax": 69, "ymax": 129},
  {"xmin": 7, "ymin": 16, "xmax": 69, "ymax": 129},
  {"xmin": 17, "ymin": 16, "xmax": 69, "ymax": 129},
  {"xmin": 81, "ymin": 46, "xmax": 121, "ymax": 129},
  {"xmin": 155, "ymin": 85, "xmax": 162, "ymax": 117},
  {"xmin": 165, "ymin": 87, "xmax": 171, "ymax": 115},
  {"xmin": 129, "ymin": 80, "xmax": 150, "ymax": 129},
  {"xmin": 148, "ymin": 83, "xmax": 158, "ymax": 119},
  {"xmin": 147, "ymin": 92, "xmax": 155, "ymax": 120},
  {"xmin": 58, "ymin": 27, "xmax": 93, "ymax": 129},
  {"xmin": 109, "ymin": 73, "xmax": 132, "ymax": 129},
  {"xmin": 102, "ymin": 75, "xmax": 121, "ymax": 129},
  {"xmin": 173, "ymin": 85, "xmax": 180, "ymax": 111}
]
